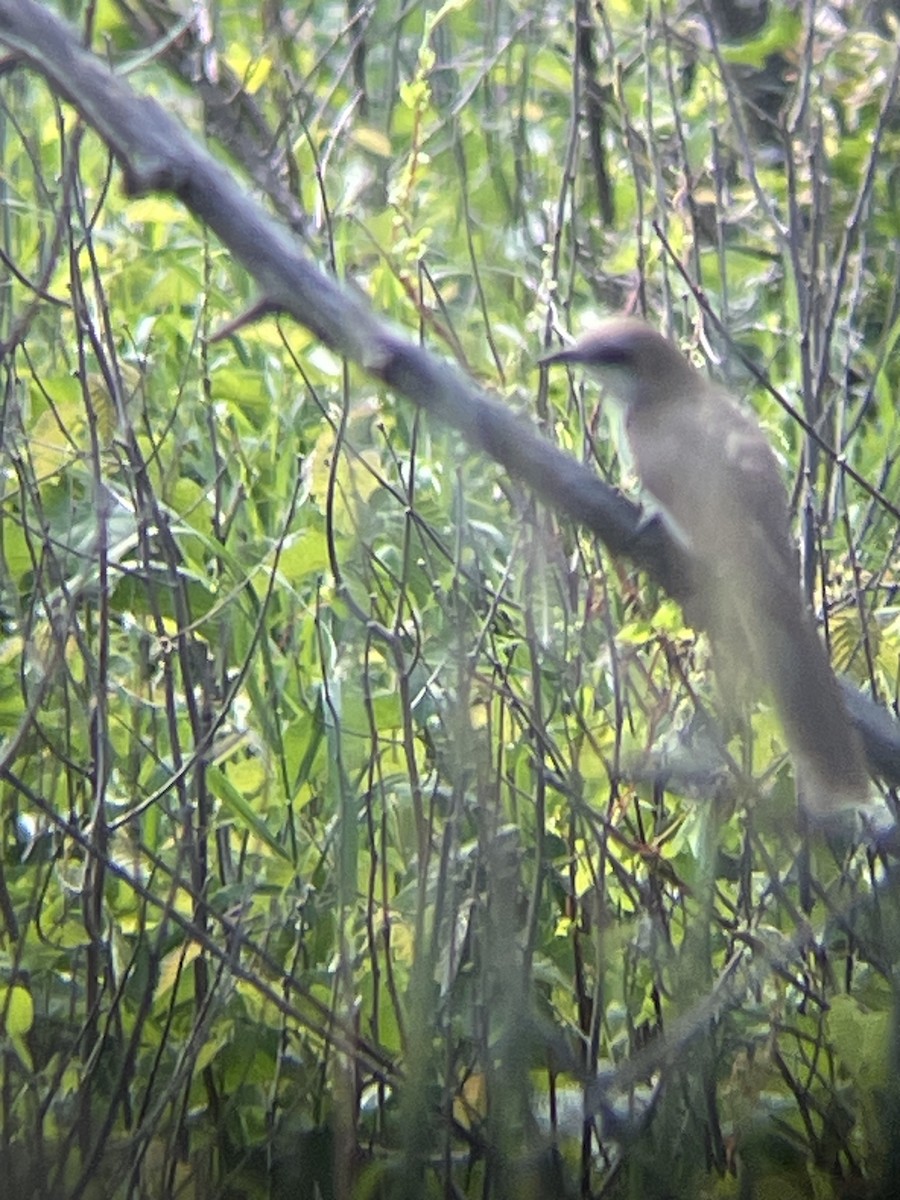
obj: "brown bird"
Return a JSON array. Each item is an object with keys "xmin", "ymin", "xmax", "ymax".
[{"xmin": 541, "ymin": 317, "xmax": 869, "ymax": 817}]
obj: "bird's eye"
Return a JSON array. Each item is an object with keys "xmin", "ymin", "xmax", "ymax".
[{"xmin": 596, "ymin": 345, "xmax": 632, "ymax": 367}]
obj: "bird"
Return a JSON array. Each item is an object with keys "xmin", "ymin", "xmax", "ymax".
[{"xmin": 540, "ymin": 316, "xmax": 870, "ymax": 818}]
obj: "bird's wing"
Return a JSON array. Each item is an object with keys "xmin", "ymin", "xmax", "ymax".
[
  {"xmin": 627, "ymin": 387, "xmax": 797, "ymax": 582},
  {"xmin": 629, "ymin": 388, "xmax": 869, "ymax": 810}
]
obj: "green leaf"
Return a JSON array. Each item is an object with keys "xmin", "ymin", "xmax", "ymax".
[
  {"xmin": 207, "ymin": 764, "xmax": 294, "ymax": 863},
  {"xmin": 828, "ymin": 994, "xmax": 891, "ymax": 1090},
  {"xmin": 0, "ymin": 984, "xmax": 34, "ymax": 1036},
  {"xmin": 720, "ymin": 10, "xmax": 802, "ymax": 69}
]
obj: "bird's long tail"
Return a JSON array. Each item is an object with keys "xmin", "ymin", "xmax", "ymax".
[{"xmin": 746, "ymin": 573, "xmax": 870, "ymax": 815}]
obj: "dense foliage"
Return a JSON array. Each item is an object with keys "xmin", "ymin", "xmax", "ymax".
[{"xmin": 1, "ymin": 1, "xmax": 900, "ymax": 1197}]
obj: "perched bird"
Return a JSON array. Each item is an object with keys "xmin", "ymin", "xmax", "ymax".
[{"xmin": 541, "ymin": 317, "xmax": 870, "ymax": 817}]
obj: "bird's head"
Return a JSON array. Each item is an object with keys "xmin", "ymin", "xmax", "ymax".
[{"xmin": 539, "ymin": 317, "xmax": 699, "ymax": 409}]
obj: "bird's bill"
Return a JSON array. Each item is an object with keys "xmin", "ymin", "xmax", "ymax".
[{"xmin": 536, "ymin": 344, "xmax": 584, "ymax": 367}]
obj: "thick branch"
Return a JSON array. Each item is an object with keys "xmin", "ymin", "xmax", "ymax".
[{"xmin": 1, "ymin": 0, "xmax": 897, "ymax": 789}]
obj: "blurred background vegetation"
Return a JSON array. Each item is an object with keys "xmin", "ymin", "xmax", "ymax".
[{"xmin": 1, "ymin": 1, "xmax": 900, "ymax": 1197}]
